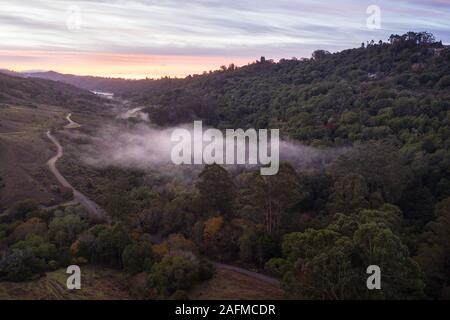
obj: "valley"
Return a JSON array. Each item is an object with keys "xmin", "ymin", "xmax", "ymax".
[
  {"xmin": 1, "ymin": 32, "xmax": 450, "ymax": 300},
  {"xmin": 0, "ymin": 85, "xmax": 282, "ymax": 300}
]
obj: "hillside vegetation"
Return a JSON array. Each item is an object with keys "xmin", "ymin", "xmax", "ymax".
[
  {"xmin": 1, "ymin": 32, "xmax": 450, "ymax": 300},
  {"xmin": 0, "ymin": 73, "xmax": 108, "ymax": 112},
  {"xmin": 117, "ymin": 31, "xmax": 450, "ymax": 299}
]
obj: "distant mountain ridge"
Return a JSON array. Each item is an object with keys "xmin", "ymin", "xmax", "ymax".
[
  {"xmin": 0, "ymin": 69, "xmax": 25, "ymax": 78},
  {"xmin": 22, "ymin": 71, "xmax": 142, "ymax": 95}
]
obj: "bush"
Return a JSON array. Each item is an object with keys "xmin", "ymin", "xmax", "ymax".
[
  {"xmin": 148, "ymin": 253, "xmax": 199, "ymax": 297},
  {"xmin": 75, "ymin": 224, "xmax": 132, "ymax": 268},
  {"xmin": 9, "ymin": 199, "xmax": 39, "ymax": 220},
  {"xmin": 239, "ymin": 229, "xmax": 278, "ymax": 267},
  {"xmin": 265, "ymin": 258, "xmax": 290, "ymax": 278},
  {"xmin": 48, "ymin": 214, "xmax": 88, "ymax": 247},
  {"xmin": 198, "ymin": 258, "xmax": 215, "ymax": 281},
  {"xmin": 11, "ymin": 234, "xmax": 57, "ymax": 261},
  {"xmin": 8, "ymin": 217, "xmax": 47, "ymax": 243},
  {"xmin": 122, "ymin": 241, "xmax": 154, "ymax": 274},
  {"xmin": 93, "ymin": 224, "xmax": 132, "ymax": 267},
  {"xmin": 437, "ymin": 75, "xmax": 450, "ymax": 89},
  {"xmin": 0, "ymin": 249, "xmax": 46, "ymax": 281}
]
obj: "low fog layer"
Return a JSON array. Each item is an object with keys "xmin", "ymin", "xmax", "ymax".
[{"xmin": 77, "ymin": 122, "xmax": 348, "ymax": 171}]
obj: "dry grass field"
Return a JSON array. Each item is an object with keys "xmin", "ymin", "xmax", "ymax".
[
  {"xmin": 0, "ymin": 266, "xmax": 130, "ymax": 300},
  {"xmin": 0, "ymin": 101, "xmax": 114, "ymax": 210},
  {"xmin": 189, "ymin": 266, "xmax": 284, "ymax": 300},
  {"xmin": 0, "ymin": 104, "xmax": 68, "ymax": 208},
  {"xmin": 0, "ymin": 263, "xmax": 282, "ymax": 300}
]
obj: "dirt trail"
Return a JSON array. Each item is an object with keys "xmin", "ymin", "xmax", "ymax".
[
  {"xmin": 64, "ymin": 113, "xmax": 81, "ymax": 129},
  {"xmin": 213, "ymin": 262, "xmax": 280, "ymax": 287},
  {"xmin": 46, "ymin": 114, "xmax": 109, "ymax": 222}
]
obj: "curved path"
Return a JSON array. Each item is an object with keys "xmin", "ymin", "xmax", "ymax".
[
  {"xmin": 213, "ymin": 262, "xmax": 280, "ymax": 287},
  {"xmin": 64, "ymin": 113, "xmax": 81, "ymax": 129},
  {"xmin": 47, "ymin": 114, "xmax": 109, "ymax": 223}
]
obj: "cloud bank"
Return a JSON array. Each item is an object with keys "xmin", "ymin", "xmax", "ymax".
[{"xmin": 1, "ymin": 0, "xmax": 449, "ymax": 78}]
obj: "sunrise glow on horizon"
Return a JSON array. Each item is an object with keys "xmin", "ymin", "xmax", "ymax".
[
  {"xmin": 0, "ymin": 50, "xmax": 253, "ymax": 79},
  {"xmin": 1, "ymin": 0, "xmax": 450, "ymax": 79}
]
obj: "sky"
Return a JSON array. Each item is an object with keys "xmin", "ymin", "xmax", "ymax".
[{"xmin": 0, "ymin": 0, "xmax": 449, "ymax": 79}]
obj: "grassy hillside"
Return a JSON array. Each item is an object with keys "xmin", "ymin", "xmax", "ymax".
[
  {"xmin": 0, "ymin": 74, "xmax": 114, "ymax": 208},
  {"xmin": 189, "ymin": 265, "xmax": 283, "ymax": 300},
  {"xmin": 23, "ymin": 71, "xmax": 141, "ymax": 95},
  {"xmin": 0, "ymin": 104, "xmax": 67, "ymax": 208},
  {"xmin": 0, "ymin": 73, "xmax": 108, "ymax": 112}
]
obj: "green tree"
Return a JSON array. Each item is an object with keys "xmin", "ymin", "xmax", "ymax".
[
  {"xmin": 196, "ymin": 164, "xmax": 234, "ymax": 217},
  {"xmin": 11, "ymin": 234, "xmax": 57, "ymax": 261},
  {"xmin": 8, "ymin": 199, "xmax": 39, "ymax": 220},
  {"xmin": 312, "ymin": 50, "xmax": 331, "ymax": 60},
  {"xmin": 148, "ymin": 253, "xmax": 199, "ymax": 297},
  {"xmin": 162, "ymin": 193, "xmax": 197, "ymax": 235},
  {"xmin": 330, "ymin": 142, "xmax": 412, "ymax": 204},
  {"xmin": 251, "ymin": 162, "xmax": 306, "ymax": 235},
  {"xmin": 281, "ymin": 228, "xmax": 356, "ymax": 299},
  {"xmin": 416, "ymin": 197, "xmax": 450, "ymax": 298},
  {"xmin": 92, "ymin": 224, "xmax": 132, "ymax": 268},
  {"xmin": 327, "ymin": 173, "xmax": 369, "ymax": 213},
  {"xmin": 239, "ymin": 228, "xmax": 278, "ymax": 267},
  {"xmin": 8, "ymin": 217, "xmax": 47, "ymax": 243},
  {"xmin": 264, "ymin": 258, "xmax": 290, "ymax": 278},
  {"xmin": 122, "ymin": 240, "xmax": 154, "ymax": 274},
  {"xmin": 280, "ymin": 209, "xmax": 424, "ymax": 299},
  {"xmin": 49, "ymin": 214, "xmax": 88, "ymax": 247},
  {"xmin": 0, "ymin": 248, "xmax": 46, "ymax": 282}
]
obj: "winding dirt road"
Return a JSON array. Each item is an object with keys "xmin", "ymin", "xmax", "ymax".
[
  {"xmin": 47, "ymin": 114, "xmax": 109, "ymax": 223},
  {"xmin": 64, "ymin": 113, "xmax": 81, "ymax": 129}
]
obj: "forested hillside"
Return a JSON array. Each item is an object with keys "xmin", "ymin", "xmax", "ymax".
[
  {"xmin": 134, "ymin": 32, "xmax": 448, "ymax": 136},
  {"xmin": 125, "ymin": 32, "xmax": 450, "ymax": 219},
  {"xmin": 115, "ymin": 31, "xmax": 449, "ymax": 299}
]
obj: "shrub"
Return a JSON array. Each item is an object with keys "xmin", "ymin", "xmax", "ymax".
[
  {"xmin": 93, "ymin": 224, "xmax": 132, "ymax": 267},
  {"xmin": 265, "ymin": 258, "xmax": 290, "ymax": 278},
  {"xmin": 48, "ymin": 214, "xmax": 88, "ymax": 247},
  {"xmin": 122, "ymin": 241, "xmax": 154, "ymax": 274},
  {"xmin": 239, "ymin": 228, "xmax": 278, "ymax": 267},
  {"xmin": 198, "ymin": 258, "xmax": 215, "ymax": 281},
  {"xmin": 8, "ymin": 217, "xmax": 47, "ymax": 243},
  {"xmin": 0, "ymin": 249, "xmax": 46, "ymax": 282},
  {"xmin": 9, "ymin": 199, "xmax": 39, "ymax": 220},
  {"xmin": 148, "ymin": 253, "xmax": 199, "ymax": 297}
]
